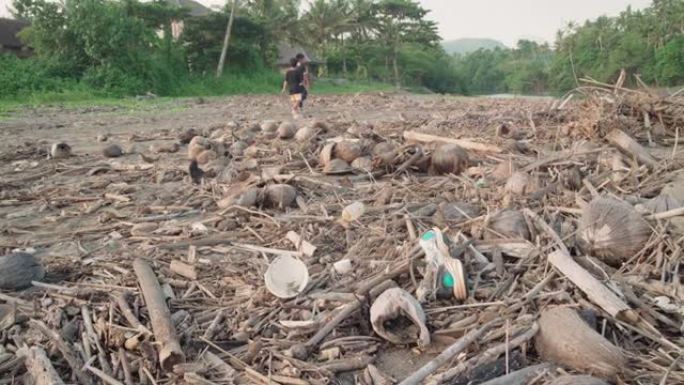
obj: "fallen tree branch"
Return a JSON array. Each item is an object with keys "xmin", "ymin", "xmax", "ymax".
[
  {"xmin": 133, "ymin": 258, "xmax": 185, "ymax": 371},
  {"xmin": 403, "ymin": 131, "xmax": 502, "ymax": 153}
]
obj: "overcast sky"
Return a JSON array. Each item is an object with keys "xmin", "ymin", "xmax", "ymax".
[{"xmin": 1, "ymin": 0, "xmax": 653, "ymax": 46}]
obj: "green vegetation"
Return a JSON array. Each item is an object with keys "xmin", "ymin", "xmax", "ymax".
[
  {"xmin": 442, "ymin": 38, "xmax": 505, "ymax": 55},
  {"xmin": 0, "ymin": 0, "xmax": 681, "ymax": 103},
  {"xmin": 453, "ymin": 0, "xmax": 684, "ymax": 95}
]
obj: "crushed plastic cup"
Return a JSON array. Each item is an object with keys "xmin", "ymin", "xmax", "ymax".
[
  {"xmin": 264, "ymin": 255, "xmax": 309, "ymax": 299},
  {"xmin": 341, "ymin": 201, "xmax": 365, "ymax": 223}
]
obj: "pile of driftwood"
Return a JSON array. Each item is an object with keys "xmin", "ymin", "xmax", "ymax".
[{"xmin": 0, "ymin": 87, "xmax": 682, "ymax": 385}]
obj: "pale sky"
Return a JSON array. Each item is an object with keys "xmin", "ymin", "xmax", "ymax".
[{"xmin": 1, "ymin": 0, "xmax": 653, "ymax": 46}]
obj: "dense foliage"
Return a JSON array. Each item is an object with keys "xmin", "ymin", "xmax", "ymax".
[
  {"xmin": 1, "ymin": 0, "xmax": 682, "ymax": 99},
  {"xmin": 454, "ymin": 0, "xmax": 684, "ymax": 95}
]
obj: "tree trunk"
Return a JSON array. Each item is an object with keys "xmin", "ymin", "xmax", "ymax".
[
  {"xmin": 392, "ymin": 46, "xmax": 400, "ymax": 88},
  {"xmin": 341, "ymin": 36, "xmax": 347, "ymax": 76},
  {"xmin": 216, "ymin": 0, "xmax": 238, "ymax": 78}
]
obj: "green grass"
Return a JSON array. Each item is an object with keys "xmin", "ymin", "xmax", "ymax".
[{"xmin": 0, "ymin": 73, "xmax": 393, "ymax": 117}]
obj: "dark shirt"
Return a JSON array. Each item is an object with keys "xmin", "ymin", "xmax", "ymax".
[{"xmin": 285, "ymin": 66, "xmax": 305, "ymax": 94}]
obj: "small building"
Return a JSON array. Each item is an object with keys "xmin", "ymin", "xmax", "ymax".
[
  {"xmin": 167, "ymin": 0, "xmax": 212, "ymax": 39},
  {"xmin": 0, "ymin": 18, "xmax": 31, "ymax": 57},
  {"xmin": 277, "ymin": 43, "xmax": 319, "ymax": 70}
]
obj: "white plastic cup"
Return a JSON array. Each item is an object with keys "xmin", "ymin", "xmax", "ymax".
[{"xmin": 264, "ymin": 255, "xmax": 309, "ymax": 299}]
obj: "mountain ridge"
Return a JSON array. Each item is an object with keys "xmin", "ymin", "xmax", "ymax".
[{"xmin": 442, "ymin": 38, "xmax": 506, "ymax": 55}]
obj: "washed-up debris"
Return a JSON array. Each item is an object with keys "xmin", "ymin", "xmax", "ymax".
[
  {"xmin": 102, "ymin": 143, "xmax": 123, "ymax": 158},
  {"xmin": 0, "ymin": 252, "xmax": 44, "ymax": 290},
  {"xmin": 49, "ymin": 142, "xmax": 72, "ymax": 159},
  {"xmin": 0, "ymin": 84, "xmax": 683, "ymax": 385}
]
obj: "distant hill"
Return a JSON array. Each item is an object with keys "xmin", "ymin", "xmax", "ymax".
[{"xmin": 442, "ymin": 38, "xmax": 506, "ymax": 55}]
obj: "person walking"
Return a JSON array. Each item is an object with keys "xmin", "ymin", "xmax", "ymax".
[
  {"xmin": 281, "ymin": 58, "xmax": 305, "ymax": 118},
  {"xmin": 295, "ymin": 53, "xmax": 311, "ymax": 111}
]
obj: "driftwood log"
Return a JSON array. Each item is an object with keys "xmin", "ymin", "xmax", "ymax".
[
  {"xmin": 606, "ymin": 128, "xmax": 658, "ymax": 168},
  {"xmin": 17, "ymin": 345, "xmax": 65, "ymax": 385},
  {"xmin": 535, "ymin": 307, "xmax": 626, "ymax": 380},
  {"xmin": 478, "ymin": 363, "xmax": 555, "ymax": 385},
  {"xmin": 403, "ymin": 131, "xmax": 502, "ymax": 153},
  {"xmin": 548, "ymin": 250, "xmax": 637, "ymax": 323},
  {"xmin": 133, "ymin": 258, "xmax": 186, "ymax": 371}
]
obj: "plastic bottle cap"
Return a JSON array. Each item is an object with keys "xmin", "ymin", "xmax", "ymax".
[
  {"xmin": 421, "ymin": 231, "xmax": 436, "ymax": 241},
  {"xmin": 442, "ymin": 272, "xmax": 455, "ymax": 288}
]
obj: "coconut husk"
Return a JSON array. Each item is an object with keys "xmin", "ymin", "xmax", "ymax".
[
  {"xmin": 102, "ymin": 144, "xmax": 124, "ymax": 158},
  {"xmin": 229, "ymin": 141, "xmax": 249, "ymax": 157},
  {"xmin": 295, "ymin": 126, "xmax": 317, "ymax": 142},
  {"xmin": 430, "ymin": 143, "xmax": 469, "ymax": 175},
  {"xmin": 487, "ymin": 209, "xmax": 531, "ymax": 240},
  {"xmin": 636, "ymin": 194, "xmax": 681, "ymax": 214},
  {"xmin": 50, "ymin": 142, "xmax": 72, "ymax": 159},
  {"xmin": 262, "ymin": 184, "xmax": 297, "ymax": 209},
  {"xmin": 319, "ymin": 143, "xmax": 336, "ymax": 167},
  {"xmin": 311, "ymin": 119, "xmax": 328, "ymax": 131},
  {"xmin": 261, "ymin": 120, "xmax": 278, "ymax": 133},
  {"xmin": 178, "ymin": 128, "xmax": 198, "ymax": 144},
  {"xmin": 492, "ymin": 160, "xmax": 517, "ymax": 181},
  {"xmin": 546, "ymin": 376, "xmax": 609, "ymax": 385},
  {"xmin": 372, "ymin": 142, "xmax": 396, "ymax": 166},
  {"xmin": 351, "ymin": 156, "xmax": 373, "ymax": 172},
  {"xmin": 130, "ymin": 223, "xmax": 159, "ymax": 236},
  {"xmin": 434, "ymin": 202, "xmax": 481, "ymax": 225},
  {"xmin": 217, "ymin": 186, "xmax": 259, "ymax": 209},
  {"xmin": 0, "ymin": 253, "xmax": 45, "ymax": 290},
  {"xmin": 535, "ymin": 307, "xmax": 626, "ymax": 381},
  {"xmin": 577, "ymin": 196, "xmax": 652, "ymax": 266},
  {"xmin": 277, "ymin": 122, "xmax": 297, "ymax": 139},
  {"xmin": 195, "ymin": 150, "xmax": 217, "ymax": 165},
  {"xmin": 150, "ymin": 142, "xmax": 180, "ymax": 154},
  {"xmin": 504, "ymin": 172, "xmax": 536, "ymax": 195},
  {"xmin": 661, "ymin": 176, "xmax": 684, "ymax": 204},
  {"xmin": 324, "ymin": 159, "xmax": 352, "ymax": 175},
  {"xmin": 334, "ymin": 141, "xmax": 363, "ymax": 163},
  {"xmin": 370, "ymin": 288, "xmax": 430, "ymax": 347},
  {"xmin": 188, "ymin": 136, "xmax": 212, "ymax": 160}
]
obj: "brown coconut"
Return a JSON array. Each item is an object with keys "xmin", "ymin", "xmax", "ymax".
[
  {"xmin": 260, "ymin": 120, "xmax": 278, "ymax": 133},
  {"xmin": 229, "ymin": 141, "xmax": 249, "ymax": 157},
  {"xmin": 217, "ymin": 186, "xmax": 259, "ymax": 209},
  {"xmin": 372, "ymin": 142, "xmax": 396, "ymax": 165},
  {"xmin": 546, "ymin": 376, "xmax": 609, "ymax": 385},
  {"xmin": 295, "ymin": 126, "xmax": 317, "ymax": 142},
  {"xmin": 188, "ymin": 136, "xmax": 212, "ymax": 160},
  {"xmin": 323, "ymin": 158, "xmax": 352, "ymax": 174},
  {"xmin": 150, "ymin": 142, "xmax": 179, "ymax": 154},
  {"xmin": 178, "ymin": 128, "xmax": 198, "ymax": 144},
  {"xmin": 430, "ymin": 143, "xmax": 469, "ymax": 175},
  {"xmin": 577, "ymin": 196, "xmax": 652, "ymax": 266},
  {"xmin": 351, "ymin": 156, "xmax": 373, "ymax": 172},
  {"xmin": 487, "ymin": 209, "xmax": 530, "ymax": 240},
  {"xmin": 263, "ymin": 184, "xmax": 297, "ymax": 208},
  {"xmin": 333, "ymin": 141, "xmax": 363, "ymax": 163},
  {"xmin": 196, "ymin": 150, "xmax": 217, "ymax": 165},
  {"xmin": 435, "ymin": 202, "xmax": 481, "ymax": 225},
  {"xmin": 504, "ymin": 172, "xmax": 536, "ymax": 195},
  {"xmin": 491, "ymin": 160, "xmax": 516, "ymax": 181},
  {"xmin": 0, "ymin": 252, "xmax": 45, "ymax": 290},
  {"xmin": 311, "ymin": 119, "xmax": 328, "ymax": 131},
  {"xmin": 535, "ymin": 307, "xmax": 625, "ymax": 380},
  {"xmin": 319, "ymin": 143, "xmax": 336, "ymax": 167},
  {"xmin": 50, "ymin": 142, "xmax": 72, "ymax": 159},
  {"xmin": 102, "ymin": 144, "xmax": 124, "ymax": 158},
  {"xmin": 277, "ymin": 122, "xmax": 297, "ymax": 139}
]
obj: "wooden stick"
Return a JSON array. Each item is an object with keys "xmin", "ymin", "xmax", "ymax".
[
  {"xmin": 606, "ymin": 129, "xmax": 658, "ymax": 168},
  {"xmin": 478, "ymin": 363, "xmax": 554, "ymax": 385},
  {"xmin": 548, "ymin": 250, "xmax": 638, "ymax": 323},
  {"xmin": 133, "ymin": 258, "xmax": 185, "ymax": 371},
  {"xmin": 17, "ymin": 345, "xmax": 66, "ymax": 385},
  {"xmin": 170, "ymin": 260, "xmax": 198, "ymax": 280},
  {"xmin": 113, "ymin": 292, "xmax": 152, "ymax": 335},
  {"xmin": 85, "ymin": 365, "xmax": 125, "ymax": 385},
  {"xmin": 397, "ymin": 321, "xmax": 496, "ymax": 385},
  {"xmin": 403, "ymin": 131, "xmax": 502, "ymax": 153},
  {"xmin": 319, "ymin": 355, "xmax": 374, "ymax": 373},
  {"xmin": 118, "ymin": 348, "xmax": 134, "ymax": 385},
  {"xmin": 29, "ymin": 320, "xmax": 94, "ymax": 385},
  {"xmin": 647, "ymin": 206, "xmax": 684, "ymax": 220}
]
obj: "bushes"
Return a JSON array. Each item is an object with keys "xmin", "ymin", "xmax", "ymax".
[{"xmin": 0, "ymin": 55, "xmax": 78, "ymax": 97}]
